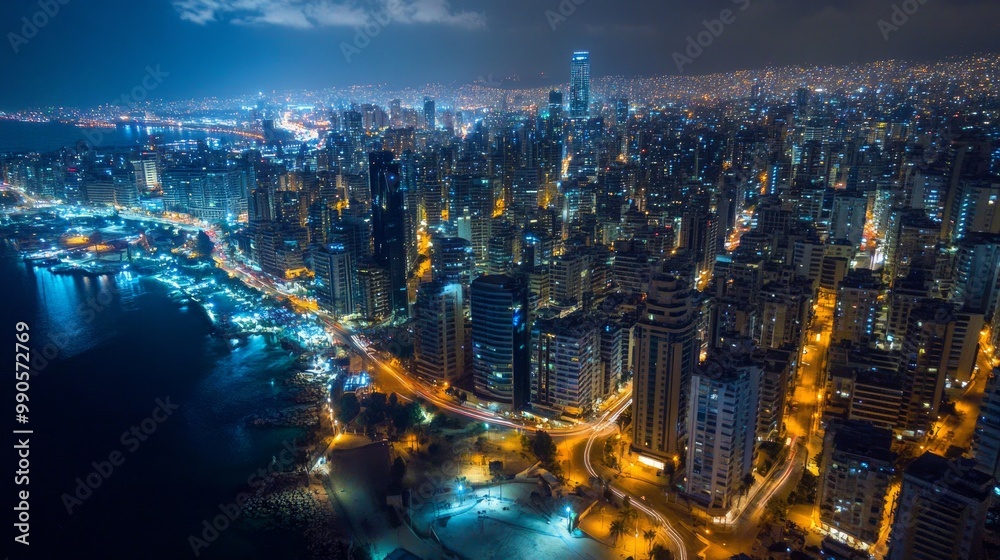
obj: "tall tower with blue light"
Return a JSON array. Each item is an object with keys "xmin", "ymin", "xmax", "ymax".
[{"xmin": 570, "ymin": 51, "xmax": 591, "ymax": 121}]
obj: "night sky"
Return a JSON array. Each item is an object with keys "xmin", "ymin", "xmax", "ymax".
[{"xmin": 2, "ymin": 0, "xmax": 999, "ymax": 110}]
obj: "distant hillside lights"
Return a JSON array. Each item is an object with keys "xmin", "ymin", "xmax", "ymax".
[
  {"xmin": 7, "ymin": 0, "xmax": 72, "ymax": 54},
  {"xmin": 81, "ymin": 65, "xmax": 170, "ymax": 147}
]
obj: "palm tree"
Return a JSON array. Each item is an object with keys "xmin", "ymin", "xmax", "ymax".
[
  {"xmin": 642, "ymin": 528, "xmax": 657, "ymax": 554},
  {"xmin": 649, "ymin": 543, "xmax": 674, "ymax": 560},
  {"xmin": 609, "ymin": 519, "xmax": 627, "ymax": 547},
  {"xmin": 618, "ymin": 500, "xmax": 638, "ymax": 525}
]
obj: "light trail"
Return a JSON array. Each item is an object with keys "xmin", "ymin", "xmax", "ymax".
[{"xmin": 582, "ymin": 398, "xmax": 689, "ymax": 560}]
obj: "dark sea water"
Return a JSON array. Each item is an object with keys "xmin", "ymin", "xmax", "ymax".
[
  {"xmin": 1, "ymin": 248, "xmax": 308, "ymax": 559},
  {"xmin": 0, "ymin": 120, "xmax": 248, "ymax": 154}
]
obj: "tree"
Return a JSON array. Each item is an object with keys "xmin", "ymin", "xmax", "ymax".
[
  {"xmin": 790, "ymin": 471, "xmax": 818, "ymax": 504},
  {"xmin": 532, "ymin": 430, "xmax": 557, "ymax": 463},
  {"xmin": 619, "ymin": 506, "xmax": 638, "ymax": 526},
  {"xmin": 392, "ymin": 401, "xmax": 423, "ymax": 433},
  {"xmin": 738, "ymin": 472, "xmax": 754, "ymax": 507},
  {"xmin": 616, "ymin": 406, "xmax": 633, "ymax": 434},
  {"xmin": 764, "ymin": 496, "xmax": 790, "ymax": 526},
  {"xmin": 643, "ymin": 529, "xmax": 657, "ymax": 554},
  {"xmin": 649, "ymin": 543, "xmax": 674, "ymax": 560},
  {"xmin": 609, "ymin": 519, "xmax": 627, "ymax": 547},
  {"xmin": 604, "ymin": 438, "xmax": 620, "ymax": 470},
  {"xmin": 195, "ymin": 231, "xmax": 214, "ymax": 259},
  {"xmin": 368, "ymin": 392, "xmax": 388, "ymax": 423},
  {"xmin": 619, "ymin": 496, "xmax": 638, "ymax": 526},
  {"xmin": 337, "ymin": 393, "xmax": 360, "ymax": 423}
]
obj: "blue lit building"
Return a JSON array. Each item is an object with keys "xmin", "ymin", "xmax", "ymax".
[
  {"xmin": 569, "ymin": 52, "xmax": 591, "ymax": 121},
  {"xmin": 471, "ymin": 274, "xmax": 531, "ymax": 409},
  {"xmin": 370, "ymin": 151, "xmax": 409, "ymax": 319}
]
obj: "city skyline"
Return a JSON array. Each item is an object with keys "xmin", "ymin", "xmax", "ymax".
[
  {"xmin": 2, "ymin": 0, "xmax": 1000, "ymax": 111},
  {"xmin": 6, "ymin": 6, "xmax": 1000, "ymax": 560}
]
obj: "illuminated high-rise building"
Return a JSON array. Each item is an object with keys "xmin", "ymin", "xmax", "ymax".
[
  {"xmin": 431, "ymin": 235, "xmax": 475, "ymax": 293},
  {"xmin": 817, "ymin": 420, "xmax": 895, "ymax": 548},
  {"xmin": 973, "ymin": 369, "xmax": 1000, "ymax": 481},
  {"xmin": 370, "ymin": 151, "xmax": 409, "ymax": 318},
  {"xmin": 832, "ymin": 269, "xmax": 883, "ymax": 346},
  {"xmin": 314, "ymin": 244, "xmax": 354, "ymax": 319},
  {"xmin": 887, "ymin": 453, "xmax": 993, "ymax": 560},
  {"xmin": 423, "ymin": 97, "xmax": 436, "ymax": 130},
  {"xmin": 685, "ymin": 349, "xmax": 760, "ymax": 515},
  {"xmin": 569, "ymin": 51, "xmax": 591, "ymax": 121},
  {"xmin": 900, "ymin": 301, "xmax": 983, "ymax": 437},
  {"xmin": 414, "ymin": 281, "xmax": 466, "ymax": 383},
  {"xmin": 471, "ymin": 275, "xmax": 531, "ymax": 409},
  {"xmin": 631, "ymin": 270, "xmax": 701, "ymax": 469},
  {"xmin": 531, "ymin": 313, "xmax": 599, "ymax": 416}
]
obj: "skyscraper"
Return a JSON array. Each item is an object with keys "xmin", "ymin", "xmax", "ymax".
[
  {"xmin": 540, "ymin": 90, "xmax": 565, "ymax": 184},
  {"xmin": 631, "ymin": 271, "xmax": 701, "ymax": 469},
  {"xmin": 431, "ymin": 235, "xmax": 476, "ymax": 294},
  {"xmin": 901, "ymin": 300, "xmax": 983, "ymax": 437},
  {"xmin": 569, "ymin": 51, "xmax": 591, "ymax": 120},
  {"xmin": 313, "ymin": 244, "xmax": 355, "ymax": 319},
  {"xmin": 370, "ymin": 151, "xmax": 409, "ymax": 318},
  {"xmin": 413, "ymin": 281, "xmax": 466, "ymax": 383},
  {"xmin": 832, "ymin": 269, "xmax": 882, "ymax": 345},
  {"xmin": 685, "ymin": 348, "xmax": 760, "ymax": 515},
  {"xmin": 471, "ymin": 275, "xmax": 531, "ymax": 409},
  {"xmin": 615, "ymin": 98, "xmax": 629, "ymax": 127},
  {"xmin": 887, "ymin": 453, "xmax": 994, "ymax": 560},
  {"xmin": 817, "ymin": 420, "xmax": 895, "ymax": 548},
  {"xmin": 973, "ymin": 369, "xmax": 1000, "ymax": 481},
  {"xmin": 423, "ymin": 97, "xmax": 436, "ymax": 130},
  {"xmin": 531, "ymin": 313, "xmax": 599, "ymax": 416}
]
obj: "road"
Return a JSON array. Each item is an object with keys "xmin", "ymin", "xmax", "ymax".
[
  {"xmin": 195, "ymin": 210, "xmax": 814, "ymax": 559},
  {"xmin": 923, "ymin": 330, "xmax": 991, "ymax": 456},
  {"xmin": 788, "ymin": 295, "xmax": 834, "ymax": 467},
  {"xmin": 573, "ymin": 397, "xmax": 694, "ymax": 560},
  {"xmin": 208, "ymin": 241, "xmax": 634, "ymax": 438}
]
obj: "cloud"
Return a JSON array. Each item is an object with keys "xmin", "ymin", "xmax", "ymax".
[{"xmin": 172, "ymin": 0, "xmax": 486, "ymax": 29}]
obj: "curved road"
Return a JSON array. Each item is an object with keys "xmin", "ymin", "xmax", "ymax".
[
  {"xmin": 580, "ymin": 398, "xmax": 691, "ymax": 560},
  {"xmin": 325, "ymin": 314, "xmax": 632, "ymax": 438},
  {"xmin": 209, "ymin": 245, "xmax": 634, "ymax": 438}
]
